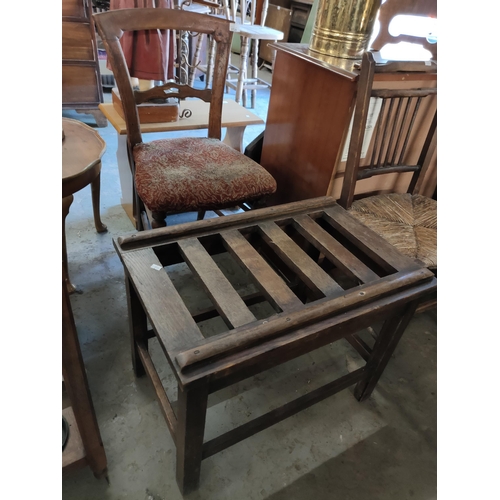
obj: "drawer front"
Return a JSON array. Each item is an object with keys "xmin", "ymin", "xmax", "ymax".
[
  {"xmin": 62, "ymin": 65, "xmax": 100, "ymax": 104},
  {"xmin": 291, "ymin": 7, "xmax": 310, "ymax": 28},
  {"xmin": 62, "ymin": 0, "xmax": 88, "ymax": 19},
  {"xmin": 62, "ymin": 22, "xmax": 95, "ymax": 61}
]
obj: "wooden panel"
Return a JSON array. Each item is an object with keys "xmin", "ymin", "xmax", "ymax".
[
  {"xmin": 260, "ymin": 45, "xmax": 437, "ymax": 204},
  {"xmin": 178, "ymin": 239, "xmax": 257, "ymax": 329},
  {"xmin": 62, "ymin": 22, "xmax": 95, "ymax": 61},
  {"xmin": 62, "ymin": 0, "xmax": 87, "ymax": 18},
  {"xmin": 260, "ymin": 46, "xmax": 356, "ymax": 205},
  {"xmin": 62, "ymin": 65, "xmax": 101, "ymax": 104}
]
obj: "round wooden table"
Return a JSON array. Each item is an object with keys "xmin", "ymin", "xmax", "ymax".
[{"xmin": 62, "ymin": 118, "xmax": 107, "ymax": 294}]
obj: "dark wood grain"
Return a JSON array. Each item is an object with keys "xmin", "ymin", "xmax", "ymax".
[
  {"xmin": 119, "ymin": 247, "xmax": 204, "ymax": 352},
  {"xmin": 114, "ymin": 197, "xmax": 437, "ymax": 493},
  {"xmin": 221, "ymin": 229, "xmax": 303, "ymax": 312},
  {"xmin": 178, "ymin": 238, "xmax": 257, "ymax": 329},
  {"xmin": 292, "ymin": 214, "xmax": 380, "ymax": 283},
  {"xmin": 258, "ymin": 220, "xmax": 344, "ymax": 297},
  {"xmin": 62, "ymin": 278, "xmax": 107, "ymax": 478}
]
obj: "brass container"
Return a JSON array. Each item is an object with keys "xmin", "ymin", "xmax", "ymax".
[{"xmin": 309, "ymin": 0, "xmax": 382, "ymax": 61}]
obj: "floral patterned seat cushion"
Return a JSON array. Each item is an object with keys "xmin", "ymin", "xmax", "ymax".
[{"xmin": 133, "ymin": 137, "xmax": 277, "ymax": 213}]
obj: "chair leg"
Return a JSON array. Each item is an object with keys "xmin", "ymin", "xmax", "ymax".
[
  {"xmin": 197, "ymin": 210, "xmax": 206, "ymax": 221},
  {"xmin": 250, "ymin": 38, "xmax": 259, "ymax": 109},
  {"xmin": 354, "ymin": 302, "xmax": 418, "ymax": 402},
  {"xmin": 151, "ymin": 211, "xmax": 167, "ymax": 228},
  {"xmin": 125, "ymin": 276, "xmax": 147, "ymax": 378},
  {"xmin": 206, "ymin": 36, "xmax": 216, "ymax": 89},
  {"xmin": 236, "ymin": 36, "xmax": 250, "ymax": 105},
  {"xmin": 188, "ymin": 33, "xmax": 204, "ymax": 87},
  {"xmin": 176, "ymin": 382, "xmax": 209, "ymax": 494}
]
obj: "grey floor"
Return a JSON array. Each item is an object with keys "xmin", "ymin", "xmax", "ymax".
[{"xmin": 61, "ymin": 67, "xmax": 437, "ymax": 500}]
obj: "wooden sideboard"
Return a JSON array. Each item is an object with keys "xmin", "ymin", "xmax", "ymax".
[
  {"xmin": 62, "ymin": 0, "xmax": 107, "ymax": 127},
  {"xmin": 260, "ymin": 43, "xmax": 437, "ymax": 205}
]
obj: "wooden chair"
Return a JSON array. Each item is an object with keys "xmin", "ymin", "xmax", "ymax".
[
  {"xmin": 222, "ymin": 0, "xmax": 284, "ymax": 108},
  {"xmin": 338, "ymin": 50, "xmax": 437, "ymax": 310},
  {"xmin": 94, "ymin": 8, "xmax": 277, "ymax": 230}
]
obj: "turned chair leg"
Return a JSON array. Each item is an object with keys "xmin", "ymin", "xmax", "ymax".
[
  {"xmin": 205, "ymin": 36, "xmax": 216, "ymax": 89},
  {"xmin": 189, "ymin": 33, "xmax": 204, "ymax": 87},
  {"xmin": 250, "ymin": 38, "xmax": 259, "ymax": 109},
  {"xmin": 236, "ymin": 36, "xmax": 250, "ymax": 105}
]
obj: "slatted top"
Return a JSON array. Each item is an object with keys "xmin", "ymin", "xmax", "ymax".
[{"xmin": 114, "ymin": 197, "xmax": 435, "ymax": 379}]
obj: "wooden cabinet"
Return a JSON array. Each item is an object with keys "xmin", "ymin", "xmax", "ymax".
[
  {"xmin": 288, "ymin": 0, "xmax": 313, "ymax": 42},
  {"xmin": 62, "ymin": 0, "xmax": 107, "ymax": 127},
  {"xmin": 260, "ymin": 43, "xmax": 437, "ymax": 206}
]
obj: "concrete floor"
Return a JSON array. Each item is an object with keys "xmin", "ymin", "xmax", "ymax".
[{"xmin": 62, "ymin": 70, "xmax": 437, "ymax": 500}]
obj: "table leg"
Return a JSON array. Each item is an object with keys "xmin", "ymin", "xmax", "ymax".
[
  {"xmin": 176, "ymin": 382, "xmax": 209, "ymax": 494},
  {"xmin": 222, "ymin": 126, "xmax": 246, "ymax": 152},
  {"xmin": 90, "ymin": 167, "xmax": 107, "ymax": 233},
  {"xmin": 63, "ymin": 195, "xmax": 80, "ymax": 295},
  {"xmin": 354, "ymin": 302, "xmax": 418, "ymax": 402}
]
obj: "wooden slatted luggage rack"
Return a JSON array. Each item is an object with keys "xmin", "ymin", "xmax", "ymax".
[{"xmin": 113, "ymin": 196, "xmax": 436, "ymax": 494}]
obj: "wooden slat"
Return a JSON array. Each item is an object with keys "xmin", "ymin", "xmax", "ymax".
[
  {"xmin": 121, "ymin": 248, "xmax": 203, "ymax": 351},
  {"xmin": 202, "ymin": 367, "xmax": 365, "ymax": 459},
  {"xmin": 322, "ymin": 205, "xmax": 413, "ymax": 272},
  {"xmin": 181, "ymin": 276, "xmax": 436, "ymax": 388},
  {"xmin": 178, "ymin": 238, "xmax": 257, "ymax": 329},
  {"xmin": 137, "ymin": 341, "xmax": 177, "ymax": 437},
  {"xmin": 175, "ymin": 268, "xmax": 434, "ymax": 372},
  {"xmin": 292, "ymin": 214, "xmax": 380, "ymax": 284},
  {"xmin": 116, "ymin": 196, "xmax": 338, "ymax": 251},
  {"xmin": 258, "ymin": 221, "xmax": 344, "ymax": 297},
  {"xmin": 221, "ymin": 229, "xmax": 302, "ymax": 312},
  {"xmin": 346, "ymin": 334, "xmax": 372, "ymax": 361}
]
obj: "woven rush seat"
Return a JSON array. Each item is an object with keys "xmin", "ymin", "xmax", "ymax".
[
  {"xmin": 348, "ymin": 193, "xmax": 437, "ymax": 268},
  {"xmin": 133, "ymin": 137, "xmax": 276, "ymax": 213}
]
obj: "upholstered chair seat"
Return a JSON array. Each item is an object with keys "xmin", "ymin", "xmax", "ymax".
[{"xmin": 133, "ymin": 137, "xmax": 277, "ymax": 214}]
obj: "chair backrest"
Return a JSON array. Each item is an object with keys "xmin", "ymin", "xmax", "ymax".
[
  {"xmin": 222, "ymin": 0, "xmax": 269, "ymax": 26},
  {"xmin": 339, "ymin": 50, "xmax": 437, "ymax": 209},
  {"xmin": 93, "ymin": 8, "xmax": 232, "ymax": 148}
]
